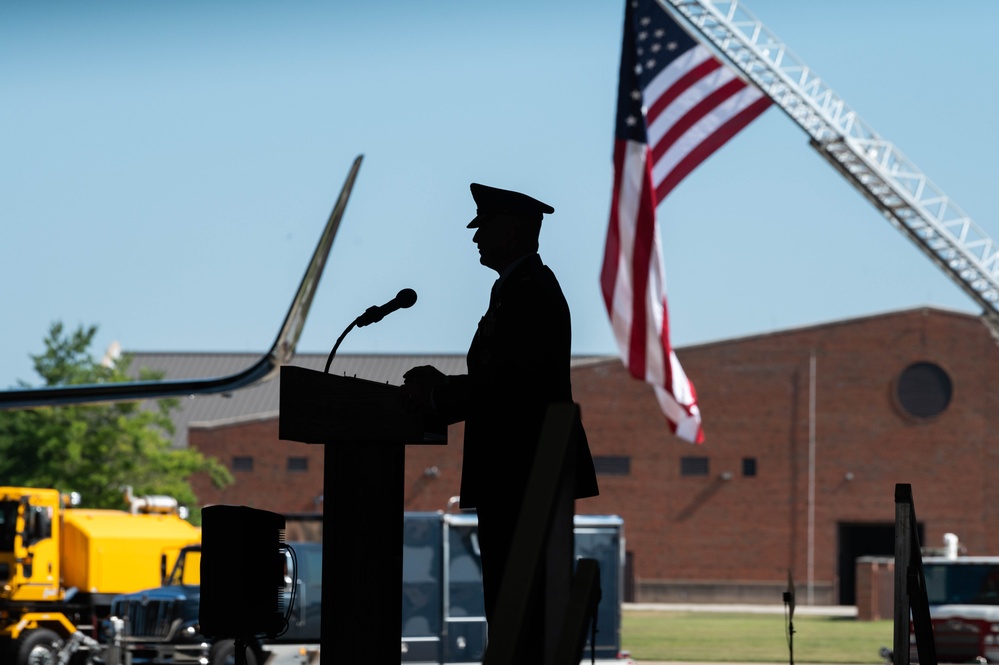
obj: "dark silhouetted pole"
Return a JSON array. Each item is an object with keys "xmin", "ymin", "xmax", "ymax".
[{"xmin": 893, "ymin": 483, "xmax": 938, "ymax": 665}]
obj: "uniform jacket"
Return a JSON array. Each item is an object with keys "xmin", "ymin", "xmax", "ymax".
[{"xmin": 432, "ymin": 253, "xmax": 599, "ymax": 509}]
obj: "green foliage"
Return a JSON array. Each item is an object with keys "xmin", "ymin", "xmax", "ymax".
[
  {"xmin": 0, "ymin": 322, "xmax": 232, "ymax": 524},
  {"xmin": 622, "ymin": 610, "xmax": 893, "ymax": 663}
]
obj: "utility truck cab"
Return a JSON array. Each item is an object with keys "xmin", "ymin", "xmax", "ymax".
[
  {"xmin": 0, "ymin": 488, "xmax": 61, "ymax": 605},
  {"xmin": 0, "ymin": 486, "xmax": 200, "ymax": 665}
]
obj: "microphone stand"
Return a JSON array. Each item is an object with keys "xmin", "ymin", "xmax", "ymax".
[
  {"xmin": 784, "ymin": 569, "xmax": 796, "ymax": 665},
  {"xmin": 324, "ymin": 319, "xmax": 357, "ymax": 374},
  {"xmin": 784, "ymin": 596, "xmax": 794, "ymax": 665},
  {"xmin": 324, "ymin": 288, "xmax": 417, "ymax": 374}
]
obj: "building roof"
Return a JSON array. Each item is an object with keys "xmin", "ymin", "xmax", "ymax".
[
  {"xmin": 129, "ymin": 306, "xmax": 984, "ymax": 448},
  {"xmin": 680, "ymin": 305, "xmax": 987, "ymax": 351},
  {"xmin": 129, "ymin": 353, "xmax": 466, "ymax": 448},
  {"xmin": 130, "ymin": 352, "xmax": 612, "ymax": 448}
]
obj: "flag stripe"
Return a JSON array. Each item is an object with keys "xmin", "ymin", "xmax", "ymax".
[
  {"xmin": 603, "ymin": 140, "xmax": 644, "ymax": 362},
  {"xmin": 600, "ymin": 143, "xmax": 626, "ymax": 309},
  {"xmin": 656, "ymin": 91, "xmax": 771, "ymax": 201},
  {"xmin": 601, "ymin": 0, "xmax": 771, "ymax": 444},
  {"xmin": 646, "ymin": 56, "xmax": 722, "ymax": 126},
  {"xmin": 628, "ymin": 153, "xmax": 657, "ymax": 376},
  {"xmin": 642, "ymin": 45, "xmax": 715, "ymax": 119},
  {"xmin": 651, "ymin": 76, "xmax": 748, "ymax": 164}
]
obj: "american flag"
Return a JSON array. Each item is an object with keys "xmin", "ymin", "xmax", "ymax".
[{"xmin": 600, "ymin": 0, "xmax": 770, "ymax": 443}]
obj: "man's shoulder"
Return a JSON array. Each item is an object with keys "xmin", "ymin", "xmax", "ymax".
[
  {"xmin": 504, "ymin": 263, "xmax": 569, "ymax": 320},
  {"xmin": 509, "ymin": 254, "xmax": 559, "ymax": 284}
]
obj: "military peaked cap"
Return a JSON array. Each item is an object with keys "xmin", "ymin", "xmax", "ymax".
[{"xmin": 467, "ymin": 183, "xmax": 554, "ymax": 228}]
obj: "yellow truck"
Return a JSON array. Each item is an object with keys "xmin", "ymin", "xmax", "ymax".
[{"xmin": 0, "ymin": 486, "xmax": 201, "ymax": 665}]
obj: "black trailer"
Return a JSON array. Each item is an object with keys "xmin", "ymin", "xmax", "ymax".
[{"xmin": 401, "ymin": 512, "xmax": 627, "ymax": 663}]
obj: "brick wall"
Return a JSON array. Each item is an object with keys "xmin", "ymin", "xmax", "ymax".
[
  {"xmin": 188, "ymin": 308, "xmax": 999, "ymax": 604},
  {"xmin": 856, "ymin": 558, "xmax": 894, "ymax": 621},
  {"xmin": 190, "ymin": 416, "xmax": 324, "ymax": 514}
]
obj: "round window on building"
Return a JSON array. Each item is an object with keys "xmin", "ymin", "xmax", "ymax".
[{"xmin": 895, "ymin": 362, "xmax": 952, "ymax": 419}]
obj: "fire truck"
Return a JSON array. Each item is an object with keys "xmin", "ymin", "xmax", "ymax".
[
  {"xmin": 911, "ymin": 548, "xmax": 999, "ymax": 663},
  {"xmin": 0, "ymin": 486, "xmax": 200, "ymax": 665}
]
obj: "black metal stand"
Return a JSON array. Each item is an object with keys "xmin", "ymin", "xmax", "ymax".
[
  {"xmin": 893, "ymin": 483, "xmax": 938, "ymax": 665},
  {"xmin": 481, "ymin": 403, "xmax": 598, "ymax": 665}
]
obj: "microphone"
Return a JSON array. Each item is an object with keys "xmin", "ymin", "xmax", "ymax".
[
  {"xmin": 325, "ymin": 288, "xmax": 419, "ymax": 373},
  {"xmin": 355, "ymin": 288, "xmax": 418, "ymax": 327}
]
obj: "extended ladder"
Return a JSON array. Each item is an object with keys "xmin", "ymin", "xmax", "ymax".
[{"xmin": 662, "ymin": 0, "xmax": 999, "ymax": 335}]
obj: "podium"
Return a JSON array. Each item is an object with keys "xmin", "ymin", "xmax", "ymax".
[{"xmin": 279, "ymin": 365, "xmax": 446, "ymax": 662}]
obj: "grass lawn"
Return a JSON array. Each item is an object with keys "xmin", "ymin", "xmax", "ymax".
[{"xmin": 622, "ymin": 611, "xmax": 894, "ymax": 663}]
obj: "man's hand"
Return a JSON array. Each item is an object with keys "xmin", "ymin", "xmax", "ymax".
[
  {"xmin": 403, "ymin": 365, "xmax": 448, "ymax": 387},
  {"xmin": 402, "ymin": 365, "xmax": 448, "ymax": 410}
]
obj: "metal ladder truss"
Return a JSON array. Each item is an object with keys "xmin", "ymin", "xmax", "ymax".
[{"xmin": 661, "ymin": 0, "xmax": 999, "ymax": 334}]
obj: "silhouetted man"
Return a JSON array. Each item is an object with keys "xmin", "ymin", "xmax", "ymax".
[{"xmin": 403, "ymin": 183, "xmax": 599, "ymax": 644}]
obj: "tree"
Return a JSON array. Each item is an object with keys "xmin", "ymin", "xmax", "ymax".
[{"xmin": 0, "ymin": 322, "xmax": 232, "ymax": 524}]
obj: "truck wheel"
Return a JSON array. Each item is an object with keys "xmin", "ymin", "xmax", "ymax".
[
  {"xmin": 209, "ymin": 640, "xmax": 259, "ymax": 665},
  {"xmin": 16, "ymin": 629, "xmax": 61, "ymax": 665}
]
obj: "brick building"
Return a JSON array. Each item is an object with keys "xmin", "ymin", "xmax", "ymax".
[{"xmin": 133, "ymin": 306, "xmax": 999, "ymax": 605}]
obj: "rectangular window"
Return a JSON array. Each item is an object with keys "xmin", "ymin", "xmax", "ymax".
[
  {"xmin": 680, "ymin": 456, "xmax": 709, "ymax": 477},
  {"xmin": 742, "ymin": 457, "xmax": 757, "ymax": 477},
  {"xmin": 287, "ymin": 456, "xmax": 309, "ymax": 472},
  {"xmin": 593, "ymin": 455, "xmax": 631, "ymax": 476},
  {"xmin": 232, "ymin": 456, "xmax": 254, "ymax": 472}
]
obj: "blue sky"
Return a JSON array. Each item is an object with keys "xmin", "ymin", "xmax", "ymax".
[{"xmin": 3, "ymin": 1, "xmax": 997, "ymax": 389}]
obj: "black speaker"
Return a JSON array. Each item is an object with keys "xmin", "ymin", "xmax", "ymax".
[{"xmin": 200, "ymin": 505, "xmax": 286, "ymax": 639}]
